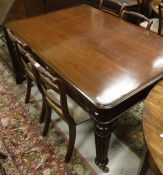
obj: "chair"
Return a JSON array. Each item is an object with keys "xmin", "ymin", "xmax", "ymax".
[
  {"xmin": 120, "ymin": 10, "xmax": 153, "ymax": 30},
  {"xmin": 139, "ymin": 2, "xmax": 163, "ymax": 35},
  {"xmin": 99, "ymin": 0, "xmax": 127, "ymax": 16},
  {"xmin": 7, "ymin": 29, "xmax": 46, "ymax": 123},
  {"xmin": 6, "ymin": 29, "xmax": 33, "ymax": 104},
  {"xmin": 23, "ymin": 52, "xmax": 90, "ymax": 163}
]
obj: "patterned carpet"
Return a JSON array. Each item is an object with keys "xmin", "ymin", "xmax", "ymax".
[
  {"xmin": 0, "ymin": 58, "xmax": 98, "ymax": 174},
  {"xmin": 0, "ymin": 44, "xmax": 144, "ymax": 174}
]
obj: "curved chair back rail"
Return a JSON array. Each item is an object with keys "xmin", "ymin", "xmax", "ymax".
[
  {"xmin": 6, "ymin": 28, "xmax": 31, "ymax": 78},
  {"xmin": 6, "ymin": 28, "xmax": 27, "ymax": 47},
  {"xmin": 6, "ymin": 28, "xmax": 34, "ymax": 103},
  {"xmin": 99, "ymin": 0, "xmax": 127, "ymax": 17},
  {"xmin": 139, "ymin": 2, "xmax": 163, "ymax": 35},
  {"xmin": 120, "ymin": 10, "xmax": 153, "ymax": 30},
  {"xmin": 17, "ymin": 42, "xmax": 35, "ymax": 81}
]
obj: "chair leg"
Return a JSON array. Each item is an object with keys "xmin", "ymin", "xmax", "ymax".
[
  {"xmin": 39, "ymin": 97, "xmax": 46, "ymax": 124},
  {"xmin": 65, "ymin": 124, "xmax": 76, "ymax": 163},
  {"xmin": 25, "ymin": 76, "xmax": 32, "ymax": 103},
  {"xmin": 137, "ymin": 145, "xmax": 149, "ymax": 175},
  {"xmin": 42, "ymin": 103, "xmax": 52, "ymax": 136}
]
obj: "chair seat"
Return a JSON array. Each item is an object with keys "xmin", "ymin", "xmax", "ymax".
[
  {"xmin": 46, "ymin": 89, "xmax": 90, "ymax": 124},
  {"xmin": 139, "ymin": 18, "xmax": 161, "ymax": 34}
]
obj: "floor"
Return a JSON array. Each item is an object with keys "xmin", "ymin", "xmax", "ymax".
[{"xmin": 30, "ymin": 83, "xmax": 153, "ymax": 175}]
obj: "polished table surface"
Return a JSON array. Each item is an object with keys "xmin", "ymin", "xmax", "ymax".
[
  {"xmin": 5, "ymin": 4, "xmax": 163, "ymax": 168},
  {"xmin": 6, "ymin": 5, "xmax": 163, "ymax": 109},
  {"xmin": 143, "ymin": 80, "xmax": 163, "ymax": 174}
]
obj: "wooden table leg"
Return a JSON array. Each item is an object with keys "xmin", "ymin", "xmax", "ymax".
[
  {"xmin": 94, "ymin": 123, "xmax": 111, "ymax": 171},
  {"xmin": 137, "ymin": 144, "xmax": 162, "ymax": 175},
  {"xmin": 137, "ymin": 146, "xmax": 149, "ymax": 175}
]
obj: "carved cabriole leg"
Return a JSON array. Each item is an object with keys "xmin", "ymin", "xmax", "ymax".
[{"xmin": 95, "ymin": 123, "xmax": 111, "ymax": 170}]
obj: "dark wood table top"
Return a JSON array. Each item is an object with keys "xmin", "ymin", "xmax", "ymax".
[
  {"xmin": 143, "ymin": 80, "xmax": 163, "ymax": 174},
  {"xmin": 6, "ymin": 4, "xmax": 163, "ymax": 109}
]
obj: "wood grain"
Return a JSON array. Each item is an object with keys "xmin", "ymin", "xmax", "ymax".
[
  {"xmin": 143, "ymin": 80, "xmax": 163, "ymax": 174},
  {"xmin": 6, "ymin": 4, "xmax": 163, "ymax": 109}
]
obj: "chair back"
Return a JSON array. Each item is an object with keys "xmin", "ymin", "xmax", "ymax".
[
  {"xmin": 24, "ymin": 53, "xmax": 75, "ymax": 124},
  {"xmin": 99, "ymin": 0, "xmax": 126, "ymax": 17},
  {"xmin": 16, "ymin": 41, "xmax": 35, "ymax": 81},
  {"xmin": 10, "ymin": 33, "xmax": 74, "ymax": 124},
  {"xmin": 6, "ymin": 29, "xmax": 35, "ymax": 80},
  {"xmin": 6, "ymin": 29, "xmax": 26, "ymax": 47},
  {"xmin": 120, "ymin": 10, "xmax": 153, "ymax": 30}
]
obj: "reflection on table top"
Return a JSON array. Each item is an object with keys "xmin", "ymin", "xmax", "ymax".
[{"xmin": 6, "ymin": 4, "xmax": 163, "ymax": 109}]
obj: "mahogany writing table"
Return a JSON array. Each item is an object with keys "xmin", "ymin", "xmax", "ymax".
[{"xmin": 5, "ymin": 4, "xmax": 163, "ymax": 169}]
